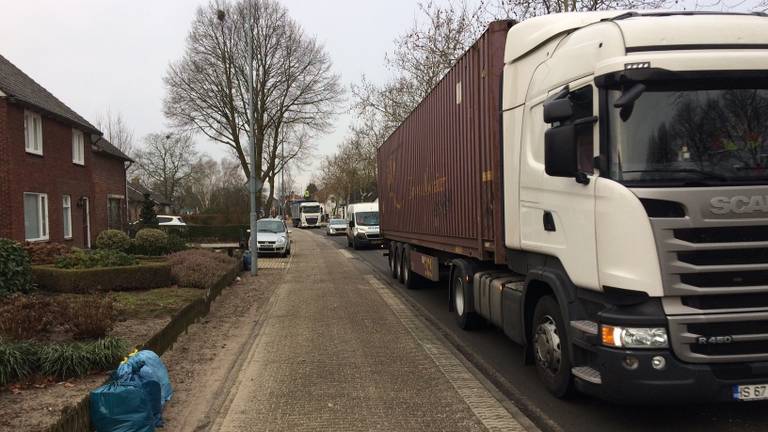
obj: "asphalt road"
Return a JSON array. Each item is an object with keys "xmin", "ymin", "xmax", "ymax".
[{"xmin": 308, "ymin": 228, "xmax": 768, "ymax": 432}]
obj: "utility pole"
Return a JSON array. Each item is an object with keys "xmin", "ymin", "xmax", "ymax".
[
  {"xmin": 219, "ymin": 8, "xmax": 257, "ymax": 275},
  {"xmin": 247, "ymin": 12, "xmax": 258, "ymax": 276}
]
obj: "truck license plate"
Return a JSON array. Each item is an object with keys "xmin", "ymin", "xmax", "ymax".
[{"xmin": 733, "ymin": 384, "xmax": 768, "ymax": 401}]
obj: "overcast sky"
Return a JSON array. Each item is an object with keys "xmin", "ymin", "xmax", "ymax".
[
  {"xmin": 0, "ymin": 0, "xmax": 760, "ymax": 190},
  {"xmin": 0, "ymin": 0, "xmax": 431, "ymax": 189}
]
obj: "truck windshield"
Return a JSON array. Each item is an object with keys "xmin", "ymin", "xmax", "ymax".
[
  {"xmin": 301, "ymin": 205, "xmax": 321, "ymax": 213},
  {"xmin": 608, "ymin": 81, "xmax": 768, "ymax": 186},
  {"xmin": 355, "ymin": 212, "xmax": 379, "ymax": 226}
]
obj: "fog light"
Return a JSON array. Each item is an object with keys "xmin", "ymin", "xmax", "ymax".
[
  {"xmin": 622, "ymin": 355, "xmax": 639, "ymax": 370},
  {"xmin": 651, "ymin": 356, "xmax": 666, "ymax": 370}
]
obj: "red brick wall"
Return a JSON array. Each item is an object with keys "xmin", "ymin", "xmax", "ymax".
[
  {"xmin": 0, "ymin": 99, "xmax": 10, "ymax": 239},
  {"xmin": 91, "ymin": 154, "xmax": 127, "ymax": 235},
  {"xmin": 5, "ymin": 104, "xmax": 93, "ymax": 247}
]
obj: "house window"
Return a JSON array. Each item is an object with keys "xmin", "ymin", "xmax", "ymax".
[
  {"xmin": 72, "ymin": 129, "xmax": 84, "ymax": 165},
  {"xmin": 107, "ymin": 197, "xmax": 123, "ymax": 229},
  {"xmin": 24, "ymin": 110, "xmax": 43, "ymax": 155},
  {"xmin": 63, "ymin": 195, "xmax": 72, "ymax": 239},
  {"xmin": 24, "ymin": 192, "xmax": 48, "ymax": 241}
]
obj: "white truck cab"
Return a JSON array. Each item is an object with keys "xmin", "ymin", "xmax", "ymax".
[
  {"xmin": 291, "ymin": 201, "xmax": 322, "ymax": 228},
  {"xmin": 500, "ymin": 11, "xmax": 768, "ymax": 402},
  {"xmin": 346, "ymin": 202, "xmax": 382, "ymax": 249}
]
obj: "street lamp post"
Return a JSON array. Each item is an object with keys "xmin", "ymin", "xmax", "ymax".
[{"xmin": 219, "ymin": 8, "xmax": 257, "ymax": 275}]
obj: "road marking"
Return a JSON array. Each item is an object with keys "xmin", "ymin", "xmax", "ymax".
[
  {"xmin": 339, "ymin": 249, "xmax": 354, "ymax": 259},
  {"xmin": 366, "ymin": 275, "xmax": 527, "ymax": 432}
]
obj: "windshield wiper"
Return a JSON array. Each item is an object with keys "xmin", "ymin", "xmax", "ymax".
[{"xmin": 622, "ymin": 168, "xmax": 727, "ymax": 181}]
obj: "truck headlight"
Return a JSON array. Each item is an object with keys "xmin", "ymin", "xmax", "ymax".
[
  {"xmin": 276, "ymin": 237, "xmax": 286, "ymax": 245},
  {"xmin": 601, "ymin": 325, "xmax": 668, "ymax": 349}
]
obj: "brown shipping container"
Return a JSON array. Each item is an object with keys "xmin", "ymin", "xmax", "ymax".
[{"xmin": 377, "ymin": 21, "xmax": 512, "ymax": 265}]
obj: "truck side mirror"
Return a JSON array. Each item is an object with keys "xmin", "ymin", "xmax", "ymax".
[
  {"xmin": 544, "ymin": 124, "xmax": 577, "ymax": 178},
  {"xmin": 543, "ymin": 99, "xmax": 573, "ymax": 124},
  {"xmin": 349, "ymin": 220, "xmax": 355, "ymax": 228}
]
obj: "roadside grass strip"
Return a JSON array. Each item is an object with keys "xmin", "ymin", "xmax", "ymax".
[{"xmin": 366, "ymin": 275, "xmax": 527, "ymax": 432}]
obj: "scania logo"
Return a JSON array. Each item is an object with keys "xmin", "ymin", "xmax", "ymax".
[
  {"xmin": 697, "ymin": 336, "xmax": 734, "ymax": 345},
  {"xmin": 710, "ymin": 196, "xmax": 768, "ymax": 215}
]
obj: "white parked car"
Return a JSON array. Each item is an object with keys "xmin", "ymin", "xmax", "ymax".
[
  {"xmin": 157, "ymin": 215, "xmax": 186, "ymax": 226},
  {"xmin": 326, "ymin": 218, "xmax": 347, "ymax": 236},
  {"xmin": 253, "ymin": 218, "xmax": 291, "ymax": 257}
]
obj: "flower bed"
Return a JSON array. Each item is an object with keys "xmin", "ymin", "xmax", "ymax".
[{"xmin": 31, "ymin": 261, "xmax": 172, "ymax": 293}]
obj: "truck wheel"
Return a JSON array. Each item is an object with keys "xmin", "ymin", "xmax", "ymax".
[
  {"xmin": 401, "ymin": 247, "xmax": 418, "ymax": 290},
  {"xmin": 532, "ymin": 296, "xmax": 574, "ymax": 398},
  {"xmin": 388, "ymin": 243, "xmax": 398, "ymax": 278},
  {"xmin": 452, "ymin": 261, "xmax": 480, "ymax": 329}
]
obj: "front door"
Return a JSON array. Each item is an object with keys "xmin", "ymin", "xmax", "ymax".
[{"xmin": 518, "ymin": 79, "xmax": 599, "ymax": 290}]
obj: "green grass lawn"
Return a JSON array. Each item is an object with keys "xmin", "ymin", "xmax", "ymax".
[{"xmin": 109, "ymin": 287, "xmax": 204, "ymax": 319}]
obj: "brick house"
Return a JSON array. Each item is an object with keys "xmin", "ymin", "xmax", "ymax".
[{"xmin": 0, "ymin": 54, "xmax": 132, "ymax": 248}]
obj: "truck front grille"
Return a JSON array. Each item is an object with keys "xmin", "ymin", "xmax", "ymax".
[
  {"xmin": 306, "ymin": 218, "xmax": 318, "ymax": 225},
  {"xmin": 668, "ymin": 311, "xmax": 768, "ymax": 363},
  {"xmin": 651, "ymin": 221, "xmax": 768, "ymax": 296},
  {"xmin": 682, "ymin": 293, "xmax": 768, "ymax": 310}
]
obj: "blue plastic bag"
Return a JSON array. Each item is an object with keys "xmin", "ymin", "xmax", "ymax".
[
  {"xmin": 118, "ymin": 350, "xmax": 173, "ymax": 405},
  {"xmin": 90, "ymin": 366, "xmax": 155, "ymax": 432}
]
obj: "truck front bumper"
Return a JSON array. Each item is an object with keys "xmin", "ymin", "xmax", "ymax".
[{"xmin": 579, "ymin": 346, "xmax": 768, "ymax": 404}]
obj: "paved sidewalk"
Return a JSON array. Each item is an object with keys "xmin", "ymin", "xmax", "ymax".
[{"xmin": 211, "ymin": 229, "xmax": 527, "ymax": 431}]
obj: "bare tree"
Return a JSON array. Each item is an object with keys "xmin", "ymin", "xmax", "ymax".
[
  {"xmin": 164, "ymin": 0, "xmax": 343, "ymax": 209},
  {"xmin": 94, "ymin": 109, "xmax": 135, "ymax": 157},
  {"xmin": 134, "ymin": 133, "xmax": 198, "ymax": 206}
]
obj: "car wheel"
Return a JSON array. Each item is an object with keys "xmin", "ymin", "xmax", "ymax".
[{"xmin": 533, "ymin": 296, "xmax": 574, "ymax": 398}]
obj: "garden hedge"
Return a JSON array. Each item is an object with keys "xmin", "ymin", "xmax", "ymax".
[{"xmin": 31, "ymin": 262, "xmax": 172, "ymax": 293}]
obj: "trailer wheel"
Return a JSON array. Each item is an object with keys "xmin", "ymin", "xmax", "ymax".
[
  {"xmin": 532, "ymin": 296, "xmax": 574, "ymax": 398},
  {"xmin": 388, "ymin": 243, "xmax": 397, "ymax": 278},
  {"xmin": 402, "ymin": 247, "xmax": 418, "ymax": 290},
  {"xmin": 452, "ymin": 261, "xmax": 480, "ymax": 329},
  {"xmin": 395, "ymin": 245, "xmax": 404, "ymax": 283}
]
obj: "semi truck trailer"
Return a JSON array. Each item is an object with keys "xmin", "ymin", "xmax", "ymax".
[{"xmin": 377, "ymin": 11, "xmax": 768, "ymax": 403}]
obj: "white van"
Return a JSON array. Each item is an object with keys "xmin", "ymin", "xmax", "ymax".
[{"xmin": 345, "ymin": 202, "xmax": 381, "ymax": 249}]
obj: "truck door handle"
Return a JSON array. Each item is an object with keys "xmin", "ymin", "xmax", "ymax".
[{"xmin": 543, "ymin": 211, "xmax": 556, "ymax": 232}]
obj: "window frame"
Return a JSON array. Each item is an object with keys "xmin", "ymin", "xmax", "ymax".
[
  {"xmin": 72, "ymin": 129, "xmax": 85, "ymax": 165},
  {"xmin": 24, "ymin": 192, "xmax": 49, "ymax": 242},
  {"xmin": 24, "ymin": 110, "xmax": 43, "ymax": 155},
  {"xmin": 63, "ymin": 195, "xmax": 72, "ymax": 239}
]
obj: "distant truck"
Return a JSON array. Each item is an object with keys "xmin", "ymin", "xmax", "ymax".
[
  {"xmin": 290, "ymin": 201, "xmax": 322, "ymax": 228},
  {"xmin": 377, "ymin": 11, "xmax": 768, "ymax": 403},
  {"xmin": 345, "ymin": 202, "xmax": 382, "ymax": 249}
]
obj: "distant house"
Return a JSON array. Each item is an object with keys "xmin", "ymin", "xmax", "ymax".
[
  {"xmin": 0, "ymin": 54, "xmax": 132, "ymax": 248},
  {"xmin": 126, "ymin": 180, "xmax": 172, "ymax": 222}
]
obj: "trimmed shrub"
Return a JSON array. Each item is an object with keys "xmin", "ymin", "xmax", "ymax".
[
  {"xmin": 0, "ymin": 294, "xmax": 61, "ymax": 340},
  {"xmin": 166, "ymin": 234, "xmax": 188, "ymax": 253},
  {"xmin": 94, "ymin": 229, "xmax": 131, "ymax": 252},
  {"xmin": 32, "ymin": 262, "xmax": 172, "ymax": 293},
  {"xmin": 167, "ymin": 250, "xmax": 237, "ymax": 289},
  {"xmin": 55, "ymin": 249, "xmax": 138, "ymax": 269},
  {"xmin": 134, "ymin": 228, "xmax": 169, "ymax": 256},
  {"xmin": 0, "ymin": 239, "xmax": 33, "ymax": 295},
  {"xmin": 23, "ymin": 242, "xmax": 71, "ymax": 265},
  {"xmin": 64, "ymin": 296, "xmax": 115, "ymax": 339}
]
